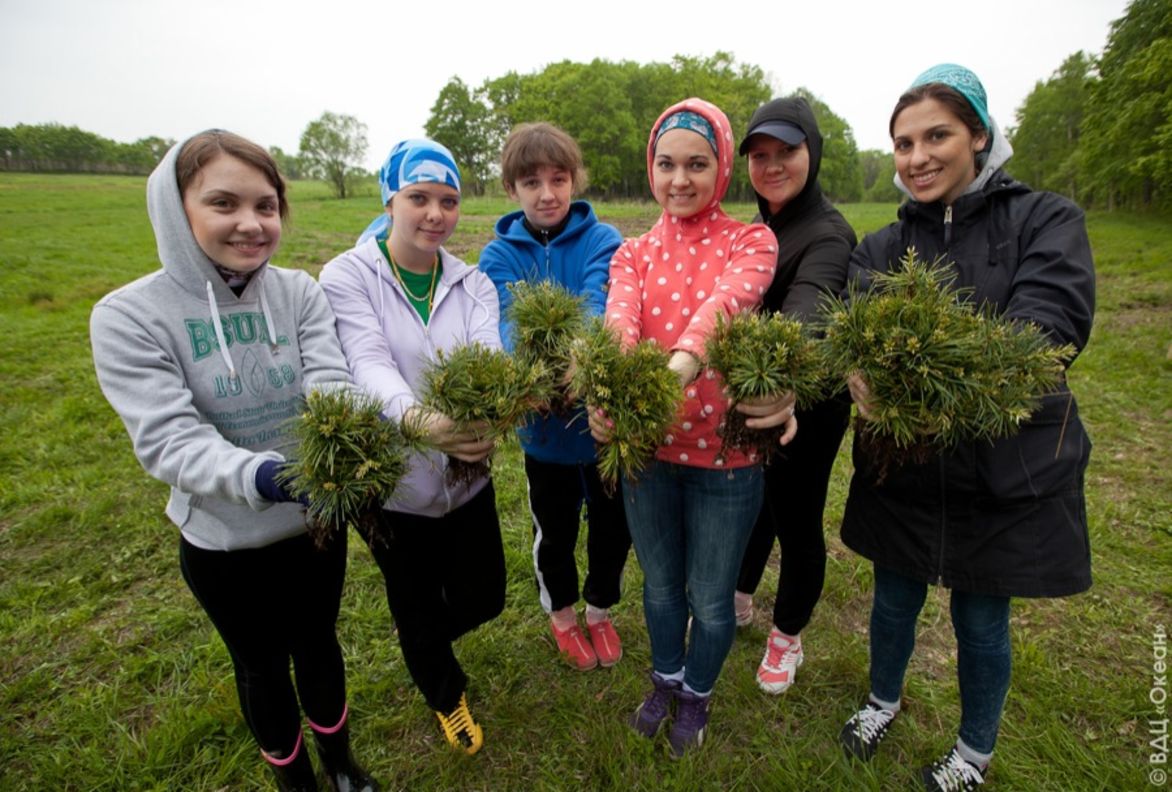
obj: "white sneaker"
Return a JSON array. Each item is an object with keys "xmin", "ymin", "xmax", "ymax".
[{"xmin": 756, "ymin": 628, "xmax": 803, "ymax": 694}]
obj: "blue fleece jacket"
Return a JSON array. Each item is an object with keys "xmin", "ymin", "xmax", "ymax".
[{"xmin": 478, "ymin": 200, "xmax": 621, "ymax": 465}]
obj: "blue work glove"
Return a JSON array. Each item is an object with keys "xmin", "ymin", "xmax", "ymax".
[{"xmin": 255, "ymin": 460, "xmax": 308, "ymax": 506}]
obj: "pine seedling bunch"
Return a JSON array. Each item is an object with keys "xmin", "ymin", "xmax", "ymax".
[
  {"xmin": 569, "ymin": 318, "xmax": 683, "ymax": 489},
  {"xmin": 705, "ymin": 310, "xmax": 824, "ymax": 461},
  {"xmin": 820, "ymin": 248, "xmax": 1074, "ymax": 476},
  {"xmin": 278, "ymin": 388, "xmax": 415, "ymax": 546},
  {"xmin": 506, "ymin": 280, "xmax": 588, "ymax": 412},
  {"xmin": 415, "ymin": 342, "xmax": 553, "ymax": 485}
]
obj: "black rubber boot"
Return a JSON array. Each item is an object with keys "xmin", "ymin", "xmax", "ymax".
[
  {"xmin": 266, "ymin": 736, "xmax": 318, "ymax": 792},
  {"xmin": 312, "ymin": 720, "xmax": 381, "ymax": 792}
]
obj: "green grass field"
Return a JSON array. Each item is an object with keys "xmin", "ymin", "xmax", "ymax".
[{"xmin": 1, "ymin": 173, "xmax": 1169, "ymax": 790}]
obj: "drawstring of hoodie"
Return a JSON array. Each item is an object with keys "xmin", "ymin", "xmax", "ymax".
[
  {"xmin": 204, "ymin": 276, "xmax": 279, "ymax": 382},
  {"xmin": 206, "ymin": 281, "xmax": 237, "ymax": 382},
  {"xmin": 257, "ymin": 275, "xmax": 278, "ymax": 353}
]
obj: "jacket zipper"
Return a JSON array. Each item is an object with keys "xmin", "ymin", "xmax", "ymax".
[{"xmin": 943, "ymin": 205, "xmax": 953, "ymax": 248}]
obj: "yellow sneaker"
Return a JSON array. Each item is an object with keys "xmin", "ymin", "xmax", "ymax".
[{"xmin": 435, "ymin": 693, "xmax": 483, "ymax": 755}]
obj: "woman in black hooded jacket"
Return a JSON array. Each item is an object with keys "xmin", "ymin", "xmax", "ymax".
[
  {"xmin": 732, "ymin": 96, "xmax": 857, "ymax": 695},
  {"xmin": 837, "ymin": 64, "xmax": 1093, "ymax": 792}
]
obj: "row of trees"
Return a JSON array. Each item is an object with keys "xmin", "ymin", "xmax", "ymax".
[
  {"xmin": 1009, "ymin": 0, "xmax": 1171, "ymax": 210},
  {"xmin": 421, "ymin": 52, "xmax": 869, "ymax": 202},
  {"xmin": 3, "ymin": 2, "xmax": 1164, "ymax": 209},
  {"xmin": 0, "ymin": 124, "xmax": 173, "ymax": 174}
]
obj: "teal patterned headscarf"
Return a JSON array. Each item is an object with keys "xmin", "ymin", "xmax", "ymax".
[
  {"xmin": 910, "ymin": 63, "xmax": 991, "ymax": 132},
  {"xmin": 894, "ymin": 63, "xmax": 1014, "ymax": 201},
  {"xmin": 655, "ymin": 111, "xmax": 718, "ymax": 153}
]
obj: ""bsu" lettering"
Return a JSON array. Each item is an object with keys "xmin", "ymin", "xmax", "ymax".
[{"xmin": 186, "ymin": 313, "xmax": 288, "ymax": 360}]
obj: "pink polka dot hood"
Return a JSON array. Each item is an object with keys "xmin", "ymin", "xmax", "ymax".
[{"xmin": 606, "ymin": 97, "xmax": 779, "ymax": 469}]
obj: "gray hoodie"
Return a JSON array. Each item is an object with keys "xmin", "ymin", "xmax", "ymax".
[{"xmin": 90, "ymin": 137, "xmax": 351, "ymax": 551}]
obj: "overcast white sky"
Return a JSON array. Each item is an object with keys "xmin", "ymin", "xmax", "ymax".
[{"xmin": 1, "ymin": 0, "xmax": 1129, "ymax": 172}]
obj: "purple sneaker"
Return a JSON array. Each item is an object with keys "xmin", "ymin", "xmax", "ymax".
[
  {"xmin": 629, "ymin": 673, "xmax": 680, "ymax": 738},
  {"xmin": 668, "ymin": 688, "xmax": 710, "ymax": 758}
]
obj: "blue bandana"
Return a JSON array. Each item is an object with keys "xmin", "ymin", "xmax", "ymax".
[
  {"xmin": 655, "ymin": 111, "xmax": 717, "ymax": 153},
  {"xmin": 358, "ymin": 138, "xmax": 461, "ymax": 243},
  {"xmin": 911, "ymin": 64, "xmax": 991, "ymax": 132}
]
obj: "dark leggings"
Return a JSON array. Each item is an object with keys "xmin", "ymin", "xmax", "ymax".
[
  {"xmin": 736, "ymin": 397, "xmax": 849, "ymax": 635},
  {"xmin": 179, "ymin": 531, "xmax": 348, "ymax": 756},
  {"xmin": 360, "ymin": 482, "xmax": 506, "ymax": 714},
  {"xmin": 524, "ymin": 454, "xmax": 631, "ymax": 613}
]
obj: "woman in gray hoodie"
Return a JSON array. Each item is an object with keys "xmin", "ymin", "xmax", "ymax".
[{"xmin": 91, "ymin": 130, "xmax": 377, "ymax": 791}]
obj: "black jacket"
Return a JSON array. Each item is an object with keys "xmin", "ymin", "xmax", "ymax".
[
  {"xmin": 744, "ymin": 97, "xmax": 858, "ymax": 323},
  {"xmin": 840, "ymin": 170, "xmax": 1095, "ymax": 598}
]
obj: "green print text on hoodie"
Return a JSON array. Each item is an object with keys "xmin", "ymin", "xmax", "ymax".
[{"xmin": 90, "ymin": 138, "xmax": 351, "ymax": 551}]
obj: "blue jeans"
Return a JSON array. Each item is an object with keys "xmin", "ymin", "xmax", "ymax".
[
  {"xmin": 623, "ymin": 460, "xmax": 763, "ymax": 694},
  {"xmin": 869, "ymin": 564, "xmax": 1011, "ymax": 754}
]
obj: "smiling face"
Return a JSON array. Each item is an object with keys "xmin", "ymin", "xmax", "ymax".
[
  {"xmin": 387, "ymin": 181, "xmax": 460, "ymax": 271},
  {"xmin": 651, "ymin": 128, "xmax": 718, "ymax": 218},
  {"xmin": 507, "ymin": 164, "xmax": 574, "ymax": 229},
  {"xmin": 181, "ymin": 154, "xmax": 282, "ymax": 272},
  {"xmin": 746, "ymin": 136, "xmax": 810, "ymax": 214},
  {"xmin": 892, "ymin": 97, "xmax": 988, "ymax": 206}
]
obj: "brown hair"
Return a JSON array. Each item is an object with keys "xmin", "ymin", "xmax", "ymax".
[
  {"xmin": 889, "ymin": 84, "xmax": 987, "ymax": 141},
  {"xmin": 500, "ymin": 122, "xmax": 588, "ymax": 193},
  {"xmin": 176, "ymin": 130, "xmax": 289, "ymax": 219}
]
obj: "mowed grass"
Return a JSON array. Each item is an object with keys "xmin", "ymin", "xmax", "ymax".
[{"xmin": 1, "ymin": 172, "xmax": 1169, "ymax": 791}]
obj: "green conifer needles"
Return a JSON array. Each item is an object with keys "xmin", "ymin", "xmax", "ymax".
[
  {"xmin": 705, "ymin": 310, "xmax": 823, "ymax": 461},
  {"xmin": 570, "ymin": 319, "xmax": 683, "ymax": 488},
  {"xmin": 416, "ymin": 342, "xmax": 553, "ymax": 484},
  {"xmin": 506, "ymin": 281, "xmax": 588, "ymax": 412},
  {"xmin": 820, "ymin": 250, "xmax": 1074, "ymax": 471},
  {"xmin": 278, "ymin": 389, "xmax": 412, "ymax": 546}
]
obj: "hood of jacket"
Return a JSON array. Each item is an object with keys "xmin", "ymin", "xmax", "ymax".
[
  {"xmin": 147, "ymin": 139, "xmax": 273, "ymax": 304},
  {"xmin": 741, "ymin": 96, "xmax": 828, "ymax": 224},
  {"xmin": 493, "ymin": 200, "xmax": 599, "ymax": 248},
  {"xmin": 647, "ymin": 97, "xmax": 736, "ymax": 218}
]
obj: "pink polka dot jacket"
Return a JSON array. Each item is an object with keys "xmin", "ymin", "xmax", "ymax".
[{"xmin": 606, "ymin": 98, "xmax": 779, "ymax": 470}]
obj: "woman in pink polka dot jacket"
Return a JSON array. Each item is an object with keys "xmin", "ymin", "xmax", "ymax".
[{"xmin": 589, "ymin": 97, "xmax": 790, "ymax": 757}]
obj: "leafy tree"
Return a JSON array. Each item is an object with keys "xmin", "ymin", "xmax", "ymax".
[
  {"xmin": 1009, "ymin": 52, "xmax": 1093, "ymax": 199},
  {"xmin": 1079, "ymin": 0, "xmax": 1172, "ymax": 209},
  {"xmin": 424, "ymin": 77, "xmax": 497, "ymax": 195},
  {"xmin": 859, "ymin": 148, "xmax": 901, "ymax": 203},
  {"xmin": 791, "ymin": 89, "xmax": 863, "ymax": 203},
  {"xmin": 298, "ymin": 112, "xmax": 368, "ymax": 199},
  {"xmin": 419, "ymin": 55, "xmax": 872, "ymax": 202},
  {"xmin": 269, "ymin": 146, "xmax": 305, "ymax": 181}
]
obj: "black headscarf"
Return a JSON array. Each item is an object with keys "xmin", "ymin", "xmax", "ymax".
[{"xmin": 739, "ymin": 96, "xmax": 856, "ymax": 319}]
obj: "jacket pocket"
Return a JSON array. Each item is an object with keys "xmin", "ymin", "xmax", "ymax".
[{"xmin": 975, "ymin": 390, "xmax": 1089, "ymax": 502}]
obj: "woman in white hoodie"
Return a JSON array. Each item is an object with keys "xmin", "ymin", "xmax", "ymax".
[
  {"xmin": 91, "ymin": 130, "xmax": 378, "ymax": 791},
  {"xmin": 319, "ymin": 138, "xmax": 504, "ymax": 756}
]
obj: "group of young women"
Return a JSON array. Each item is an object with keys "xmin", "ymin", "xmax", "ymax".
[{"xmin": 90, "ymin": 63, "xmax": 1094, "ymax": 791}]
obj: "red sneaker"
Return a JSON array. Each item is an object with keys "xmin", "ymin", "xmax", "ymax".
[
  {"xmin": 587, "ymin": 619, "xmax": 623, "ymax": 667},
  {"xmin": 551, "ymin": 621, "xmax": 598, "ymax": 670}
]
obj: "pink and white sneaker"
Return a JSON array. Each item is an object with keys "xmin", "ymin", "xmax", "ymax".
[{"xmin": 756, "ymin": 628, "xmax": 803, "ymax": 694}]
